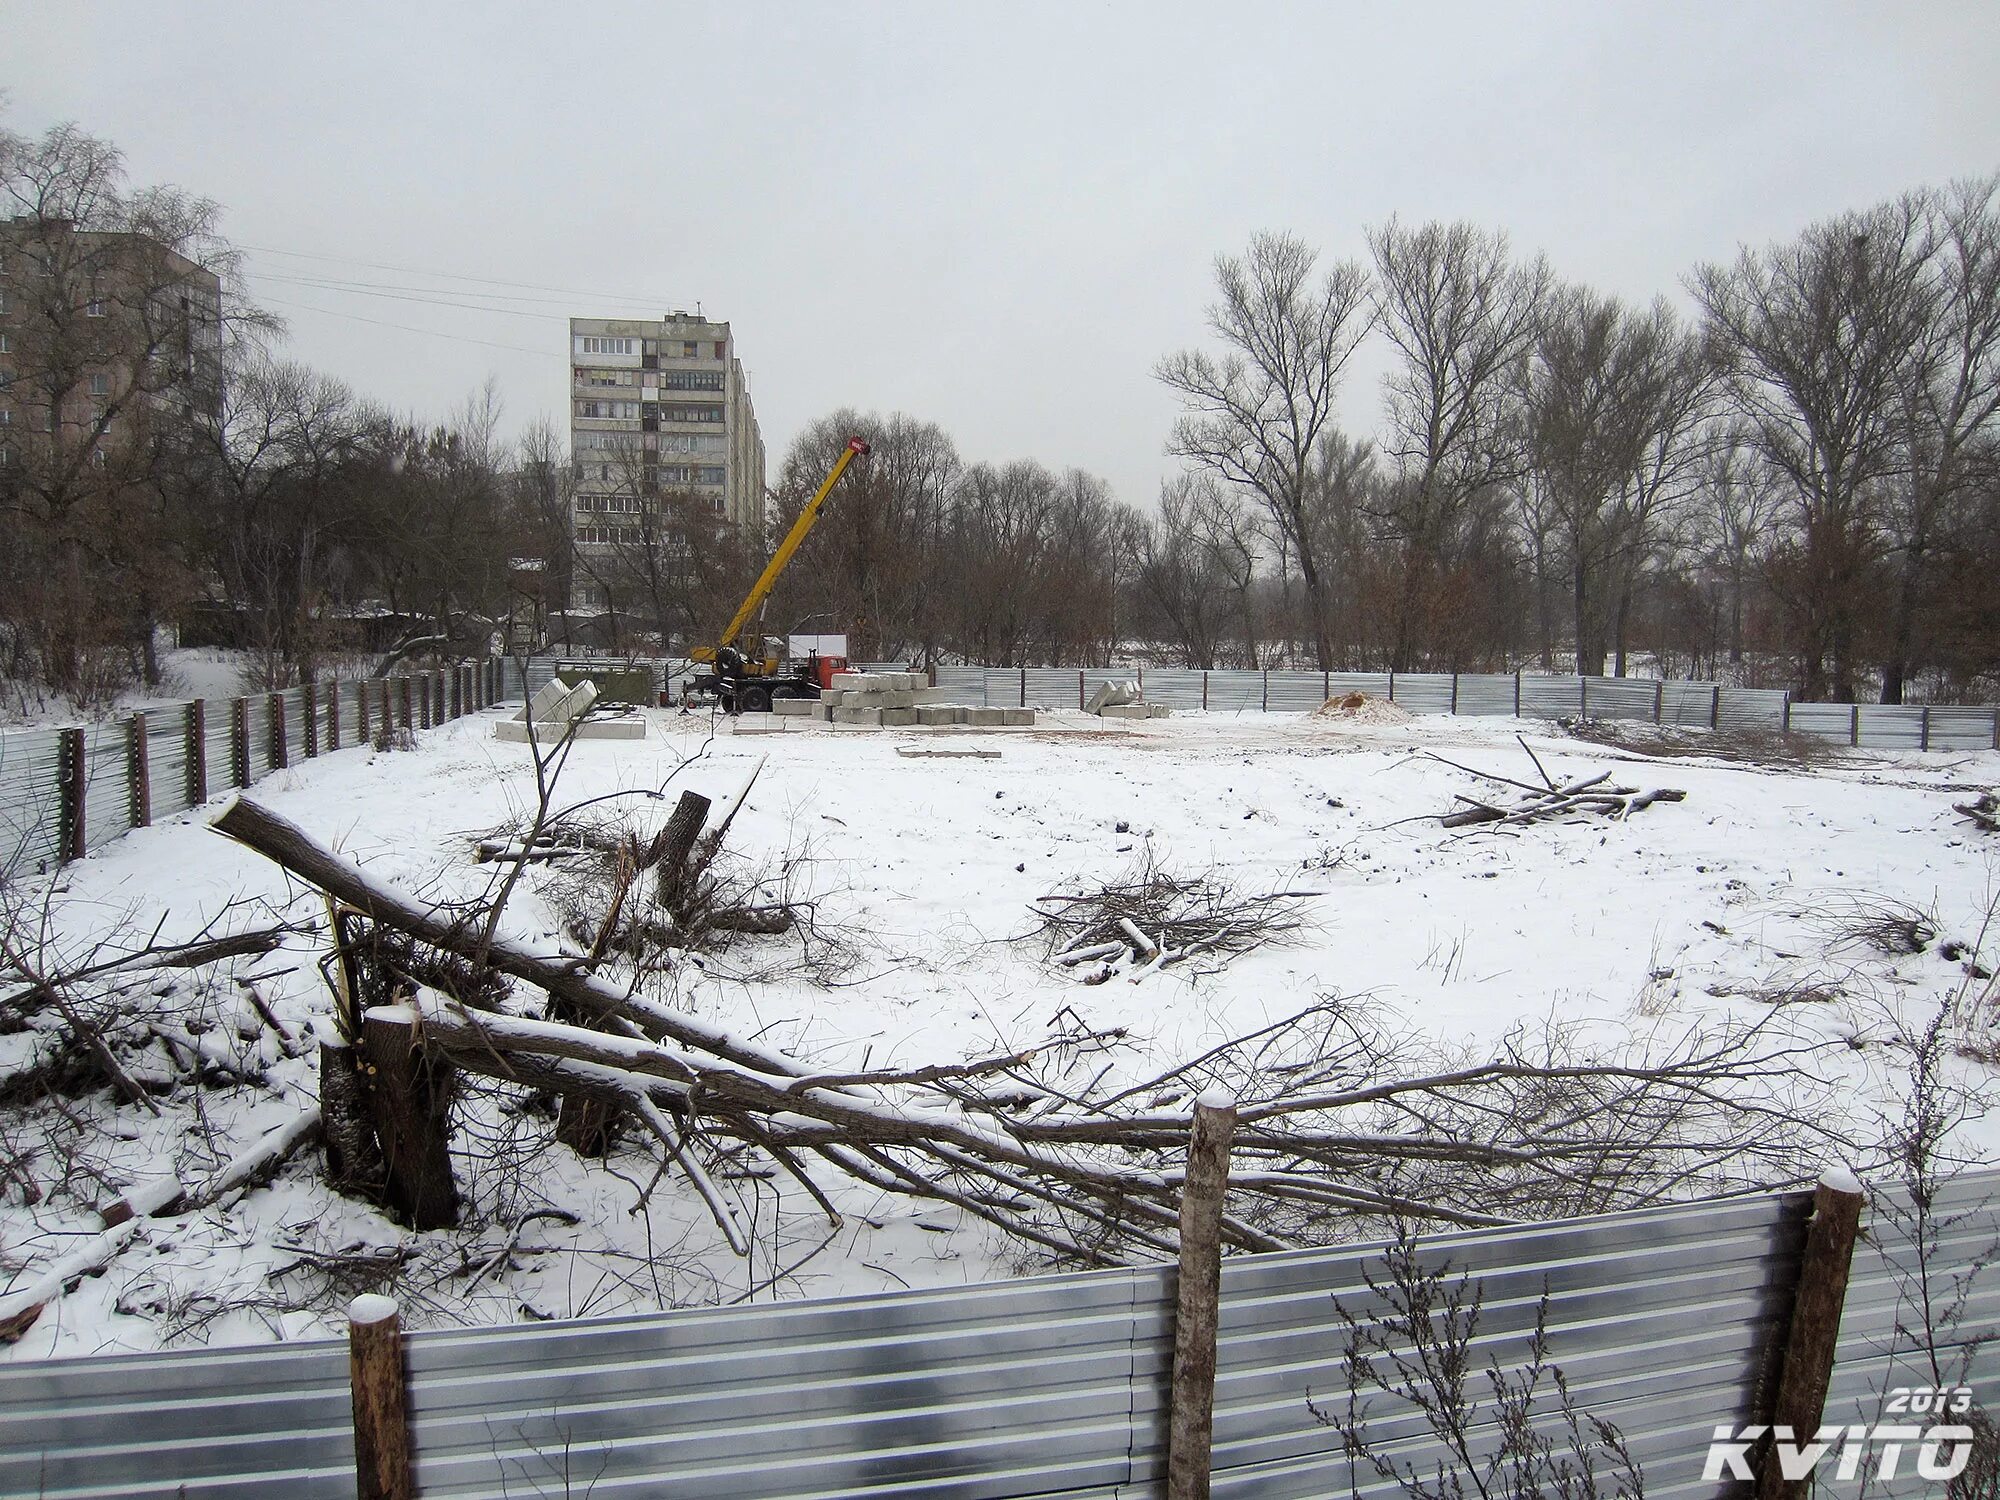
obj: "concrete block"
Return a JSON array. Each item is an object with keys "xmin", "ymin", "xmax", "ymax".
[
  {"xmin": 773, "ymin": 697, "xmax": 817, "ymax": 716},
  {"xmin": 835, "ymin": 706, "xmax": 882, "ymax": 726},
  {"xmin": 1100, "ymin": 702, "xmax": 1150, "ymax": 720},
  {"xmin": 721, "ymin": 715, "xmax": 785, "ymax": 735},
  {"xmin": 828, "ymin": 672, "xmax": 869, "ymax": 691},
  {"xmin": 966, "ymin": 707, "xmax": 1008, "ymax": 727},
  {"xmin": 916, "ymin": 705, "xmax": 957, "ymax": 726},
  {"xmin": 494, "ymin": 717, "xmax": 646, "ymax": 742},
  {"xmin": 880, "ymin": 707, "xmax": 917, "ymax": 726},
  {"xmin": 1002, "ymin": 708, "xmax": 1036, "ymax": 727},
  {"xmin": 1149, "ymin": 703, "xmax": 1172, "ymax": 718},
  {"xmin": 821, "ymin": 688, "xmax": 844, "ymax": 707}
]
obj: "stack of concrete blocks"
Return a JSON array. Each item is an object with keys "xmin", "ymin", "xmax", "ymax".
[
  {"xmin": 494, "ymin": 678, "xmax": 647, "ymax": 742},
  {"xmin": 796, "ymin": 670, "xmax": 1035, "ymax": 729},
  {"xmin": 1085, "ymin": 679, "xmax": 1171, "ymax": 721}
]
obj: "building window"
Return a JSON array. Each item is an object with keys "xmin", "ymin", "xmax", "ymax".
[
  {"xmin": 576, "ymin": 367, "xmax": 632, "ymax": 388},
  {"xmin": 577, "ymin": 335, "xmax": 637, "ymax": 356},
  {"xmin": 86, "ymin": 299, "xmax": 107, "ymax": 318},
  {"xmin": 662, "ymin": 370, "xmax": 723, "ymax": 392},
  {"xmin": 88, "ymin": 373, "xmax": 110, "ymax": 396},
  {"xmin": 659, "ymin": 402, "xmax": 724, "ymax": 424},
  {"xmin": 713, "ymin": 340, "xmax": 726, "ymax": 359},
  {"xmin": 575, "ymin": 399, "xmax": 639, "ymax": 420},
  {"xmin": 683, "ymin": 340, "xmax": 697, "ymax": 358}
]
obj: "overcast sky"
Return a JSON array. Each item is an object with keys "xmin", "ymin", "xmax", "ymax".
[{"xmin": 7, "ymin": 2, "xmax": 2000, "ymax": 509}]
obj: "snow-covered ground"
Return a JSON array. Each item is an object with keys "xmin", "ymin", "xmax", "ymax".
[{"xmin": 3, "ymin": 705, "xmax": 1995, "ymax": 1360}]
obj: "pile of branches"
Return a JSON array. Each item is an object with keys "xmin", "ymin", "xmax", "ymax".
[
  {"xmin": 1427, "ymin": 741, "xmax": 1686, "ymax": 829},
  {"xmin": 214, "ymin": 797, "xmax": 1841, "ymax": 1267},
  {"xmin": 1956, "ymin": 793, "xmax": 1999, "ymax": 834},
  {"xmin": 1031, "ymin": 855, "xmax": 1315, "ymax": 983}
]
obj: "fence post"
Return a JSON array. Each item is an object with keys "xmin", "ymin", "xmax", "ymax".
[
  {"xmin": 1754, "ymin": 1172, "xmax": 1865, "ymax": 1500},
  {"xmin": 1322, "ymin": 669, "xmax": 1330, "ymax": 703},
  {"xmin": 1202, "ymin": 672, "xmax": 1209, "ymax": 711},
  {"xmin": 418, "ymin": 676, "xmax": 432, "ymax": 731},
  {"xmin": 400, "ymin": 678, "xmax": 414, "ymax": 732},
  {"xmin": 1920, "ymin": 706, "xmax": 1931, "ymax": 752},
  {"xmin": 1580, "ymin": 676, "xmax": 1589, "ymax": 721},
  {"xmin": 1450, "ymin": 673, "xmax": 1460, "ymax": 715},
  {"xmin": 1993, "ymin": 708, "xmax": 1999, "ymax": 752},
  {"xmin": 268, "ymin": 693, "xmax": 287, "ymax": 770},
  {"xmin": 328, "ymin": 678, "xmax": 341, "ymax": 751},
  {"xmin": 1079, "ymin": 670, "xmax": 1085, "ymax": 711},
  {"xmin": 347, "ymin": 1294, "xmax": 415, "ymax": 1500},
  {"xmin": 1652, "ymin": 679, "xmax": 1663, "ymax": 724},
  {"xmin": 1514, "ymin": 672, "xmax": 1522, "ymax": 717},
  {"xmin": 357, "ymin": 679, "xmax": 373, "ymax": 745},
  {"xmin": 1019, "ymin": 666, "xmax": 1027, "ymax": 709},
  {"xmin": 186, "ymin": 700, "xmax": 206, "ymax": 807},
  {"xmin": 1711, "ymin": 685, "xmax": 1722, "ymax": 730},
  {"xmin": 1167, "ymin": 1094, "xmax": 1236, "ymax": 1500},
  {"xmin": 451, "ymin": 666, "xmax": 463, "ymax": 720},
  {"xmin": 126, "ymin": 713, "xmax": 150, "ymax": 829},
  {"xmin": 231, "ymin": 698, "xmax": 251, "ymax": 788},
  {"xmin": 57, "ymin": 726, "xmax": 86, "ymax": 863},
  {"xmin": 302, "ymin": 679, "xmax": 319, "ymax": 758},
  {"xmin": 1850, "ymin": 704, "xmax": 1860, "ymax": 747},
  {"xmin": 1782, "ymin": 695, "xmax": 1792, "ymax": 735},
  {"xmin": 1388, "ymin": 669, "xmax": 1396, "ymax": 703},
  {"xmin": 1261, "ymin": 671, "xmax": 1269, "ymax": 713}
]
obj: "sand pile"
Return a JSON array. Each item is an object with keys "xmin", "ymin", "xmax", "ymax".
[{"xmin": 1310, "ymin": 691, "xmax": 1414, "ymax": 725}]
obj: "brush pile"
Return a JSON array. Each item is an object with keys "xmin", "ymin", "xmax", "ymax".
[
  {"xmin": 1426, "ymin": 739, "xmax": 1686, "ymax": 829},
  {"xmin": 1032, "ymin": 857, "xmax": 1315, "ymax": 983}
]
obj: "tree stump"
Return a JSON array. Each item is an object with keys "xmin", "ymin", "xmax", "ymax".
[{"xmin": 360, "ymin": 1006, "xmax": 459, "ymax": 1229}]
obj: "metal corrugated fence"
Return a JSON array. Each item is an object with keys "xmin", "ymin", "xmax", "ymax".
[
  {"xmin": 0, "ymin": 668, "xmax": 510, "ymax": 880},
  {"xmin": 927, "ymin": 664, "xmax": 1999, "ymax": 751},
  {"xmin": 7, "ymin": 1173, "xmax": 1999, "ymax": 1499}
]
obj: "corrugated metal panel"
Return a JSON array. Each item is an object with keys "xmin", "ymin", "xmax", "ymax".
[
  {"xmin": 204, "ymin": 701, "xmax": 239, "ymax": 792},
  {"xmin": 935, "ymin": 666, "xmax": 989, "ymax": 703},
  {"xmin": 1926, "ymin": 706, "xmax": 2000, "ymax": 752},
  {"xmin": 82, "ymin": 723, "xmax": 131, "ymax": 848},
  {"xmin": 1520, "ymin": 674, "xmax": 1585, "ymax": 718},
  {"xmin": 1204, "ymin": 670, "xmax": 1264, "ymax": 713},
  {"xmin": 0, "ymin": 724, "xmax": 64, "ymax": 877},
  {"xmin": 1788, "ymin": 700, "xmax": 1853, "ymax": 744},
  {"xmin": 1717, "ymin": 687, "xmax": 1787, "ymax": 732},
  {"xmin": 1141, "ymin": 669, "xmax": 1211, "ymax": 710},
  {"xmin": 1857, "ymin": 705, "xmax": 1925, "ymax": 751},
  {"xmin": 1582, "ymin": 677, "xmax": 1658, "ymax": 722},
  {"xmin": 1454, "ymin": 673, "xmax": 1518, "ymax": 716},
  {"xmin": 1264, "ymin": 672, "xmax": 1324, "ymax": 711},
  {"xmin": 1662, "ymin": 681, "xmax": 1720, "ymax": 727},
  {"xmin": 1387, "ymin": 673, "xmax": 1454, "ymax": 714}
]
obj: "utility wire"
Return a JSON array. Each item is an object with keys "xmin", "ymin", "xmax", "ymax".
[
  {"xmin": 241, "ymin": 241, "xmax": 680, "ymax": 309},
  {"xmin": 261, "ymin": 295, "xmax": 560, "ymax": 357},
  {"xmin": 252, "ymin": 269, "xmax": 637, "ymax": 312},
  {"xmin": 251, "ymin": 271, "xmax": 578, "ymax": 322}
]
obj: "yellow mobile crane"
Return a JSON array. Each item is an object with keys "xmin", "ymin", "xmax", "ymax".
[{"xmin": 688, "ymin": 436, "xmax": 870, "ymax": 712}]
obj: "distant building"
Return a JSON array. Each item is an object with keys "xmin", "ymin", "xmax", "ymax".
[
  {"xmin": 566, "ymin": 312, "xmax": 766, "ymax": 610},
  {"xmin": 0, "ymin": 214, "xmax": 224, "ymax": 475}
]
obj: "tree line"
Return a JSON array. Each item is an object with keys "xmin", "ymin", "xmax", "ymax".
[{"xmin": 773, "ymin": 183, "xmax": 2000, "ymax": 704}]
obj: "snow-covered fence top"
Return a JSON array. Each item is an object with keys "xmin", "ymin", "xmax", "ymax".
[
  {"xmin": 4, "ymin": 1171, "xmax": 1995, "ymax": 1500},
  {"xmin": 0, "ymin": 663, "xmax": 506, "ymax": 881},
  {"xmin": 933, "ymin": 664, "xmax": 2000, "ymax": 749}
]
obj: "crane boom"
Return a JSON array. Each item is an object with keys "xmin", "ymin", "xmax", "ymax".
[{"xmin": 711, "ymin": 436, "xmax": 869, "ymax": 653}]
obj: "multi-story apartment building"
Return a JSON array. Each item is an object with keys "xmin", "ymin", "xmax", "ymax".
[
  {"xmin": 0, "ymin": 214, "xmax": 224, "ymax": 476},
  {"xmin": 567, "ymin": 312, "xmax": 766, "ymax": 612}
]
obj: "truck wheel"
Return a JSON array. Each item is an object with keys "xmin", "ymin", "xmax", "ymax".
[{"xmin": 740, "ymin": 686, "xmax": 772, "ymax": 714}]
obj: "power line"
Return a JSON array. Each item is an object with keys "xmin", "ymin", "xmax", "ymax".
[
  {"xmin": 262, "ymin": 295, "xmax": 560, "ymax": 357},
  {"xmin": 251, "ymin": 271, "xmax": 575, "ymax": 322},
  {"xmin": 252, "ymin": 269, "xmax": 630, "ymax": 313},
  {"xmin": 242, "ymin": 241, "xmax": 680, "ymax": 310}
]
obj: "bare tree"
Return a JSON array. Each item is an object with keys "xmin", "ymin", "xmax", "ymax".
[
  {"xmin": 1693, "ymin": 196, "xmax": 1935, "ymax": 701},
  {"xmin": 1157, "ymin": 232, "xmax": 1373, "ymax": 670},
  {"xmin": 1369, "ymin": 219, "xmax": 1549, "ymax": 671}
]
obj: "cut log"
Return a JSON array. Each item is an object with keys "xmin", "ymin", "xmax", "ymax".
[{"xmin": 360, "ymin": 1005, "xmax": 459, "ymax": 1229}]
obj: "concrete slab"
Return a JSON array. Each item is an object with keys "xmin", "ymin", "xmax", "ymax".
[
  {"xmin": 1002, "ymin": 708, "xmax": 1036, "ymax": 726},
  {"xmin": 880, "ymin": 707, "xmax": 917, "ymax": 726},
  {"xmin": 835, "ymin": 706, "xmax": 882, "ymax": 726},
  {"xmin": 494, "ymin": 718, "xmax": 646, "ymax": 742},
  {"xmin": 773, "ymin": 697, "xmax": 818, "ymax": 716},
  {"xmin": 966, "ymin": 707, "xmax": 1007, "ymax": 727},
  {"xmin": 1099, "ymin": 702, "xmax": 1150, "ymax": 720},
  {"xmin": 915, "ymin": 706, "xmax": 958, "ymax": 725}
]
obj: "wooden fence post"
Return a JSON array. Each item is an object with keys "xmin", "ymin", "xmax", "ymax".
[
  {"xmin": 1019, "ymin": 666, "xmax": 1027, "ymax": 709},
  {"xmin": 451, "ymin": 666, "xmax": 463, "ymax": 720},
  {"xmin": 186, "ymin": 700, "xmax": 206, "ymax": 807},
  {"xmin": 1755, "ymin": 1171, "xmax": 1865, "ymax": 1500},
  {"xmin": 1450, "ymin": 673, "xmax": 1460, "ymax": 715},
  {"xmin": 1079, "ymin": 670, "xmax": 1085, "ymax": 710},
  {"xmin": 1920, "ymin": 706, "xmax": 1931, "ymax": 752},
  {"xmin": 126, "ymin": 713, "xmax": 150, "ymax": 829},
  {"xmin": 57, "ymin": 727, "xmax": 86, "ymax": 863},
  {"xmin": 268, "ymin": 693, "xmax": 287, "ymax": 770},
  {"xmin": 1850, "ymin": 704, "xmax": 1860, "ymax": 747},
  {"xmin": 400, "ymin": 678, "xmax": 414, "ymax": 732},
  {"xmin": 231, "ymin": 698, "xmax": 251, "ymax": 788},
  {"xmin": 328, "ymin": 678, "xmax": 341, "ymax": 751},
  {"xmin": 302, "ymin": 679, "xmax": 319, "ymax": 758},
  {"xmin": 1261, "ymin": 671, "xmax": 1269, "ymax": 713},
  {"xmin": 357, "ymin": 679, "xmax": 373, "ymax": 745},
  {"xmin": 1514, "ymin": 672, "xmax": 1522, "ymax": 717},
  {"xmin": 1580, "ymin": 676, "xmax": 1589, "ymax": 720},
  {"xmin": 1167, "ymin": 1093, "xmax": 1236, "ymax": 1500},
  {"xmin": 1652, "ymin": 679, "xmax": 1664, "ymax": 724},
  {"xmin": 347, "ymin": 1294, "xmax": 416, "ymax": 1500},
  {"xmin": 1202, "ymin": 672, "xmax": 1209, "ymax": 711},
  {"xmin": 1782, "ymin": 695, "xmax": 1792, "ymax": 735},
  {"xmin": 1712, "ymin": 685, "xmax": 1723, "ymax": 730},
  {"xmin": 1388, "ymin": 669, "xmax": 1396, "ymax": 702}
]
